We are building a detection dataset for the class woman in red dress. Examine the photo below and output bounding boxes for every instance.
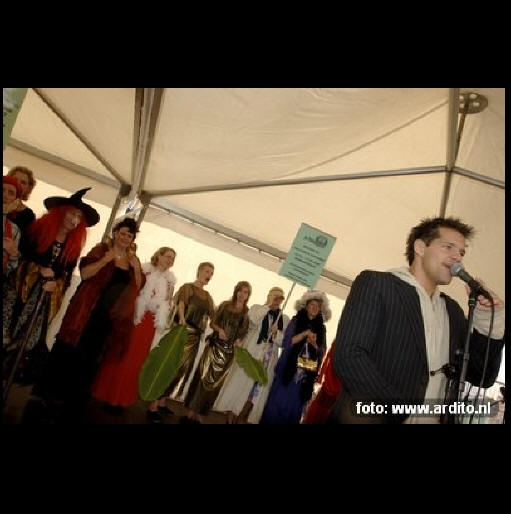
[92,247,176,411]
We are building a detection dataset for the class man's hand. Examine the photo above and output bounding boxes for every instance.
[466,279,504,310]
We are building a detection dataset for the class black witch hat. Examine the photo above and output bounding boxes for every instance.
[44,187,100,227]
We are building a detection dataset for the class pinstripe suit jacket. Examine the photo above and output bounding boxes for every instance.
[331,270,504,423]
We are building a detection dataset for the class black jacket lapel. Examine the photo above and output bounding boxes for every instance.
[391,275,428,366]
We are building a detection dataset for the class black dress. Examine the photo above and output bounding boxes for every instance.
[33,267,131,403]
[8,206,35,232]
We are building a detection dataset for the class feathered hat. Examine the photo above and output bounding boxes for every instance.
[294,289,331,321]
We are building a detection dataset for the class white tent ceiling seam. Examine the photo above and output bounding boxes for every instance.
[147,197,354,288]
[5,88,504,309]
[32,88,127,187]
[141,166,502,198]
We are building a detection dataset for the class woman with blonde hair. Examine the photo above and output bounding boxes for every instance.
[181,281,251,424]
[92,247,177,413]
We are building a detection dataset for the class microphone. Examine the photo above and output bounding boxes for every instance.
[449,263,493,300]
[430,364,457,378]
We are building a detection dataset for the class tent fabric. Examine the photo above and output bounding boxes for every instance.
[3,88,505,311]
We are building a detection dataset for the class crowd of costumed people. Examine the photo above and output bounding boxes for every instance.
[3,165,505,425]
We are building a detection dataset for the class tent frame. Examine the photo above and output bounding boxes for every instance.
[8,87,504,291]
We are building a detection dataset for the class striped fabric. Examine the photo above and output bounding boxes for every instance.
[332,271,504,422]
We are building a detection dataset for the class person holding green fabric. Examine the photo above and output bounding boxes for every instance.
[148,262,216,423]
[180,281,251,424]
[214,286,289,424]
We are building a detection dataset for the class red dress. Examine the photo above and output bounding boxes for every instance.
[92,310,156,406]
[301,343,343,424]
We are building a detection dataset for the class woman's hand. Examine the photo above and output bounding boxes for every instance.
[40,267,55,278]
[42,280,57,292]
[234,339,243,347]
[303,329,314,340]
[306,332,318,349]
[103,249,116,263]
[292,329,313,345]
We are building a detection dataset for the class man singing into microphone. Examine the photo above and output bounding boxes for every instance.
[329,217,505,424]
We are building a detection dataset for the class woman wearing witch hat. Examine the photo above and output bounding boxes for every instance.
[4,188,99,388]
[31,216,144,420]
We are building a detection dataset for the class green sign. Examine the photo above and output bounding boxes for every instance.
[279,223,336,289]
[3,88,28,150]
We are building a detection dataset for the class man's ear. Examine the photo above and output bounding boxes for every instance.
[414,238,426,258]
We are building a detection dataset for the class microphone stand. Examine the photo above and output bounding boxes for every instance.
[456,288,478,424]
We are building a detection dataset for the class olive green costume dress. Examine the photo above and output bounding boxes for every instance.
[184,300,249,415]
[164,283,215,399]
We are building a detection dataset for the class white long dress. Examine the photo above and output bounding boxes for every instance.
[214,304,289,423]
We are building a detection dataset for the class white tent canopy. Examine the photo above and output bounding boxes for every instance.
[4,88,505,309]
